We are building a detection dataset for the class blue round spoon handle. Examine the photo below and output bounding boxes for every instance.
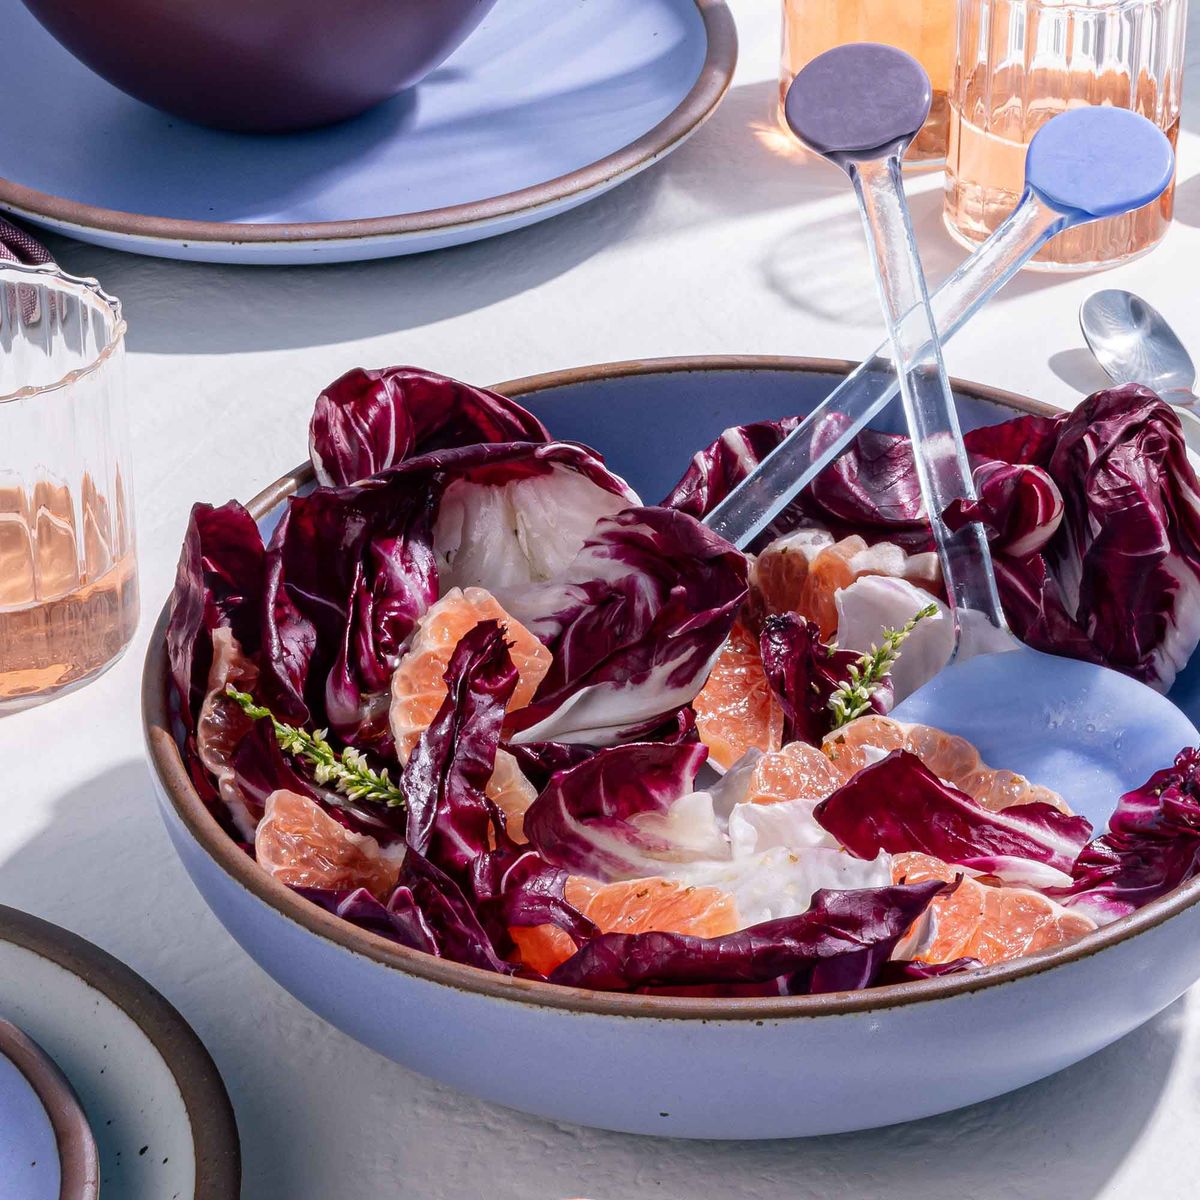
[783,42,931,164]
[1025,105,1176,220]
[704,104,1175,550]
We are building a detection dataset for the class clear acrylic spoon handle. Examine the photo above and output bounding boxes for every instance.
[703,191,1059,549]
[851,152,1008,655]
[705,106,1176,550]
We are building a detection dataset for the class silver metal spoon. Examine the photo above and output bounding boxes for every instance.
[1080,289,1200,449]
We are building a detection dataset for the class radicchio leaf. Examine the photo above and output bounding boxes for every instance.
[260,474,439,745]
[523,741,713,880]
[1060,747,1200,922]
[309,365,549,486]
[469,844,599,973]
[874,957,984,984]
[1041,385,1200,689]
[296,886,439,955]
[759,612,891,746]
[507,507,749,745]
[394,849,515,974]
[942,458,1063,557]
[664,416,803,522]
[401,620,518,876]
[431,441,639,599]
[549,881,948,992]
[814,750,1093,877]
[166,501,266,723]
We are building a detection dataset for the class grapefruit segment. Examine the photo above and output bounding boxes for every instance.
[255,788,402,899]
[824,716,1070,813]
[893,852,1095,966]
[744,741,853,805]
[511,875,740,977]
[693,621,783,771]
[488,748,538,842]
[389,585,552,761]
[753,530,942,639]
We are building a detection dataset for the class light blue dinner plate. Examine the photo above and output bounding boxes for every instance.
[0,1035,62,1200]
[0,0,735,264]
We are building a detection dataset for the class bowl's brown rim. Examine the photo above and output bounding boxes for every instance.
[0,0,737,247]
[0,904,241,1197]
[142,353,1200,1022]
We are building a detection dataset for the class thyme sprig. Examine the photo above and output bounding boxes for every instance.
[827,603,938,731]
[226,685,405,808]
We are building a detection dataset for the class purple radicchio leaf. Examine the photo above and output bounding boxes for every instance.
[431,441,638,600]
[401,620,518,877]
[394,849,515,974]
[873,956,984,984]
[942,458,1064,558]
[1039,385,1200,690]
[549,881,949,992]
[1057,746,1200,923]
[506,506,749,746]
[759,612,891,747]
[523,741,712,880]
[166,501,265,724]
[469,844,599,975]
[259,473,439,747]
[663,416,803,521]
[296,885,439,955]
[309,365,549,487]
[814,750,1093,877]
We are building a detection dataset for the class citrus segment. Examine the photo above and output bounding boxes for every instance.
[744,741,853,806]
[824,716,1070,813]
[754,530,942,639]
[893,852,1095,966]
[488,748,538,842]
[389,586,551,761]
[255,788,402,899]
[693,621,784,771]
[510,875,740,977]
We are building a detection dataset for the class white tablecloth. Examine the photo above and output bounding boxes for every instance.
[5,3,1200,1196]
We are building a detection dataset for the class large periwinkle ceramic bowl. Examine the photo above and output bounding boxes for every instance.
[143,358,1200,1139]
[20,0,500,132]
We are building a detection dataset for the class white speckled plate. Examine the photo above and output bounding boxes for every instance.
[0,906,239,1199]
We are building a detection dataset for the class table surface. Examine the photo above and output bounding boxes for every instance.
[5,3,1200,1197]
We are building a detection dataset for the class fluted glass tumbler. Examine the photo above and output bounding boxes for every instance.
[0,263,137,712]
[780,0,957,164]
[946,0,1187,270]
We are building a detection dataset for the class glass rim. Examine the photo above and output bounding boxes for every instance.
[0,260,126,406]
[957,0,1183,9]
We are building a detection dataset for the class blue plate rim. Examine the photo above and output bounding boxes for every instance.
[0,0,736,247]
[141,354,1200,1022]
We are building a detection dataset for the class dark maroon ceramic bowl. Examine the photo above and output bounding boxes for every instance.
[20,0,500,132]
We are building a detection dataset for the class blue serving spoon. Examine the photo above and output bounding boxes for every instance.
[705,100,1175,551]
[784,43,1196,825]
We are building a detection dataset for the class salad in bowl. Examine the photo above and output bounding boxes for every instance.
[146,358,1200,1135]
[163,365,1200,996]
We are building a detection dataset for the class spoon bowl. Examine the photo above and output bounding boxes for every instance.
[1081,289,1199,401]
[892,650,1199,825]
